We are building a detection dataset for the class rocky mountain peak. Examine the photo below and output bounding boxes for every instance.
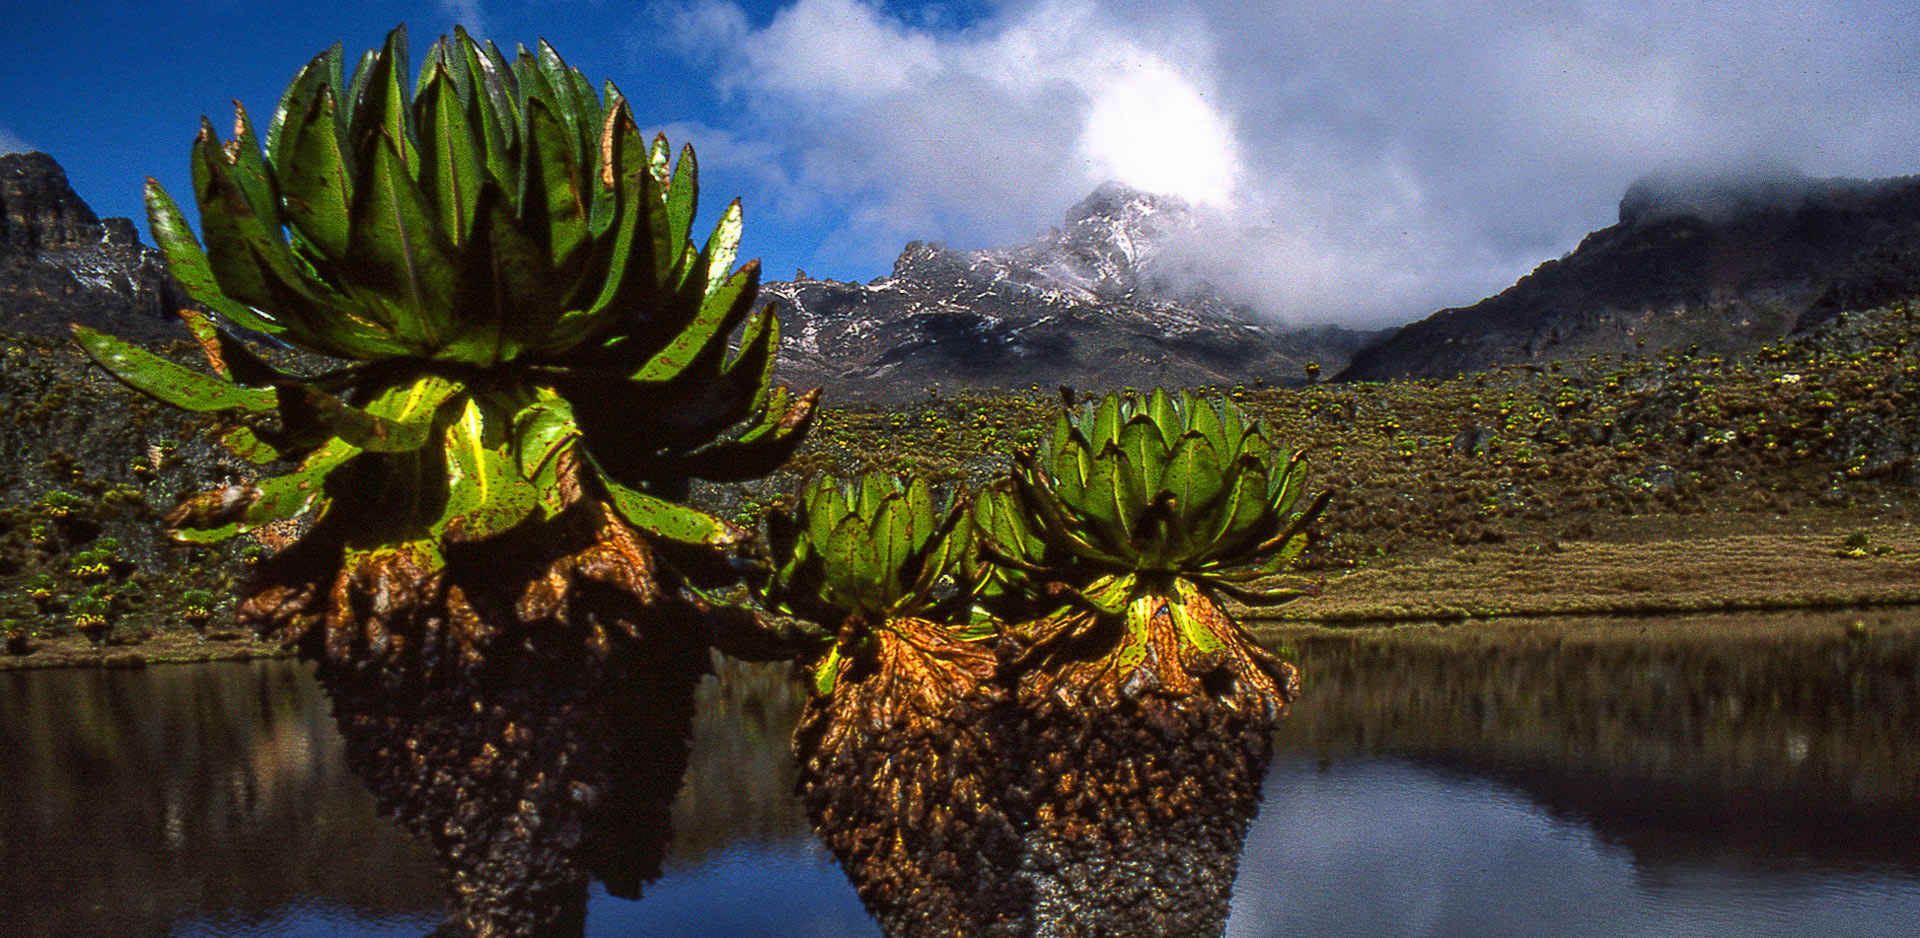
[1036,181,1199,302]
[1062,180,1192,233]
[763,183,1376,401]
[880,180,1200,306]
[1615,166,1920,229]
[1340,169,1920,382]
[0,152,190,341]
[1,152,115,252]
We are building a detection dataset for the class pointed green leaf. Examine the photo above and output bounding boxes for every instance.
[821,512,878,609]
[857,474,891,527]
[439,397,540,542]
[522,96,591,274]
[640,151,676,286]
[803,475,846,558]
[813,643,844,696]
[1200,461,1268,557]
[1083,573,1138,614]
[1218,401,1249,456]
[1267,449,1309,513]
[170,436,360,543]
[345,130,459,350]
[695,198,742,298]
[1166,432,1225,522]
[144,179,285,336]
[414,62,483,247]
[600,476,747,548]
[1148,387,1181,439]
[1208,459,1282,558]
[268,44,338,161]
[247,437,358,524]
[663,142,697,278]
[1118,414,1169,496]
[1091,393,1123,450]
[350,27,417,181]
[512,389,580,482]
[873,494,911,604]
[1114,595,1155,672]
[459,29,516,183]
[221,104,280,227]
[220,425,287,465]
[275,87,354,261]
[1190,395,1231,461]
[74,326,277,412]
[911,500,974,599]
[1104,446,1143,543]
[342,48,378,141]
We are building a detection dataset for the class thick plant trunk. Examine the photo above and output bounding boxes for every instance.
[1006,592,1296,938]
[1011,687,1275,937]
[793,618,1030,938]
[798,596,1296,938]
[243,501,712,937]
[312,626,703,937]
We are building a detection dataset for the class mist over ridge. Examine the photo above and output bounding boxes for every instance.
[666,0,1920,330]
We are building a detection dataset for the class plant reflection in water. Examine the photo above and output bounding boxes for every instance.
[5,612,1920,936]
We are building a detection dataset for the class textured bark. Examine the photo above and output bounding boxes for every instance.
[794,618,1029,938]
[240,499,711,937]
[1012,683,1277,937]
[1008,591,1297,938]
[799,592,1297,938]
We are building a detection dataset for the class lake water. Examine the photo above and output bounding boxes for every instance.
[4,611,1919,937]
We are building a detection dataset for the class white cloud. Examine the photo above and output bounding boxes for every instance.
[438,0,490,35]
[663,0,1920,326]
[671,0,1241,263]
[1076,58,1239,206]
[0,126,32,156]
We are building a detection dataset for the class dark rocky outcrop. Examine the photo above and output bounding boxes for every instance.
[0,152,190,342]
[1798,222,1920,332]
[1339,170,1920,382]
[767,184,1383,402]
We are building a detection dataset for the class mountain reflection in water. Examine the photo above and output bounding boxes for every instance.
[4,611,1919,937]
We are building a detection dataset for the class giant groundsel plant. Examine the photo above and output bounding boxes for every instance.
[73,25,814,629]
[760,474,1023,936]
[978,387,1327,692]
[959,388,1329,938]
[762,473,983,691]
[71,26,819,936]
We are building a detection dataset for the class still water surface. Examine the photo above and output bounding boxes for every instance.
[5,611,1919,937]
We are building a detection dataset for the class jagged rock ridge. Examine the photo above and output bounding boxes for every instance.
[766,183,1382,401]
[0,151,189,342]
[1338,169,1920,382]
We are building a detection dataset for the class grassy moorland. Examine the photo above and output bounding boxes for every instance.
[3,302,1916,667]
[716,300,1920,627]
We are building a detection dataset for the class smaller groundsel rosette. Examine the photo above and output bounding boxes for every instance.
[975,389,1327,692]
[762,474,987,694]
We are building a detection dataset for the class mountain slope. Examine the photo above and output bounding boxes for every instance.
[0,152,189,342]
[766,183,1382,401]
[1338,170,1920,382]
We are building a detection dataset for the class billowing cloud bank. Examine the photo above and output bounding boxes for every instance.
[664,0,1920,326]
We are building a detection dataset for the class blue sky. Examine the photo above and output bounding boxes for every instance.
[6,1,1920,326]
